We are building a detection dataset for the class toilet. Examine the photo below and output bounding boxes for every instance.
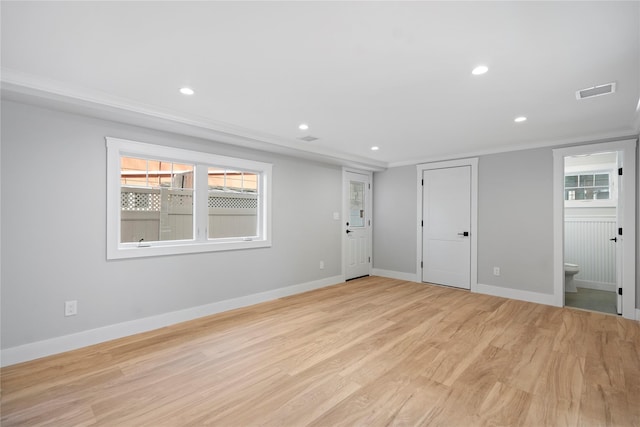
[564,263,580,293]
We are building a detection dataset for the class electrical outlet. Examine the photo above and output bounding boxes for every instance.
[65,300,78,316]
[319,261,325,270]
[493,267,501,276]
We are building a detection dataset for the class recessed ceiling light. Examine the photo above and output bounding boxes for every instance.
[371,146,380,151]
[298,123,309,131]
[472,65,489,75]
[514,116,527,123]
[180,87,194,95]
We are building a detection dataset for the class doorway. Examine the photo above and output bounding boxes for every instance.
[563,151,618,314]
[343,170,372,281]
[417,158,478,291]
[552,139,636,319]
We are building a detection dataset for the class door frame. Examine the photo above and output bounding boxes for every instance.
[342,168,373,281]
[552,139,637,319]
[416,158,478,291]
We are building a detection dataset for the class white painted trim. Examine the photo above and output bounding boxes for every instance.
[416,158,478,292]
[476,283,556,307]
[371,269,418,282]
[389,132,637,168]
[1,71,387,172]
[0,275,344,367]
[3,69,635,173]
[553,139,637,319]
[636,309,640,322]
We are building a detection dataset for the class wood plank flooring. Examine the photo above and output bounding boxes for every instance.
[1,276,639,426]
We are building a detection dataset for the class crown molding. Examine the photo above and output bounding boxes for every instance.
[0,68,387,172]
[2,68,636,172]
[387,130,639,168]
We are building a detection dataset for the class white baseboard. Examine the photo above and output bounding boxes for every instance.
[0,275,344,367]
[475,283,556,307]
[371,268,418,282]
[371,272,557,308]
[574,279,616,292]
[636,308,640,322]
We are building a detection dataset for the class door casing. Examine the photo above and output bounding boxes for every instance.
[552,139,637,319]
[416,158,478,291]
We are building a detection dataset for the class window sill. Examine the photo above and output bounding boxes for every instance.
[565,200,616,208]
[107,239,271,260]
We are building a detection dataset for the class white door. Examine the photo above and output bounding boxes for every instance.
[344,171,370,280]
[422,166,471,289]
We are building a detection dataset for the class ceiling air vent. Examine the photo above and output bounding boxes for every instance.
[298,135,319,142]
[576,82,616,100]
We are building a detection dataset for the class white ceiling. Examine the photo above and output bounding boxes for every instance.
[2,1,639,169]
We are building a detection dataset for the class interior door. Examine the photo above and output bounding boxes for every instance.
[344,172,370,280]
[422,166,471,289]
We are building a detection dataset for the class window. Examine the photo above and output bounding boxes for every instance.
[565,172,610,201]
[349,181,366,227]
[120,157,195,243]
[107,137,272,259]
[564,170,615,207]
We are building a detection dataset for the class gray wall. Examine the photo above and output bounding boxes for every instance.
[373,146,639,306]
[2,99,638,351]
[372,165,416,273]
[477,149,554,293]
[1,100,342,349]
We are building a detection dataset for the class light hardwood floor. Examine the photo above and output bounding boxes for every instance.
[2,277,639,426]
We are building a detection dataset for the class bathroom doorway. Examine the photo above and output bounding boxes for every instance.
[563,152,618,314]
[552,139,636,320]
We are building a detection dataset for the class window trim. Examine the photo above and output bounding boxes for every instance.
[106,137,272,259]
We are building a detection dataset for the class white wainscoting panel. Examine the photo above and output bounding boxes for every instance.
[565,216,616,290]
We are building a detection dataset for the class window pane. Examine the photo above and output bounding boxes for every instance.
[565,175,578,188]
[574,188,586,200]
[208,167,259,239]
[579,174,594,187]
[349,181,365,227]
[595,187,610,200]
[120,157,149,187]
[595,174,609,187]
[243,173,258,192]
[208,168,226,189]
[120,156,194,243]
[226,172,244,191]
[584,188,595,199]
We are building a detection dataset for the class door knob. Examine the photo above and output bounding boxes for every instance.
[346,229,353,234]
[610,237,617,242]
[457,231,470,237]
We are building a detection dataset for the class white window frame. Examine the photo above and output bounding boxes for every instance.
[106,137,272,259]
[564,163,617,208]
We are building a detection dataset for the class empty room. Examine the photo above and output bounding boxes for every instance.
[1,1,639,426]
